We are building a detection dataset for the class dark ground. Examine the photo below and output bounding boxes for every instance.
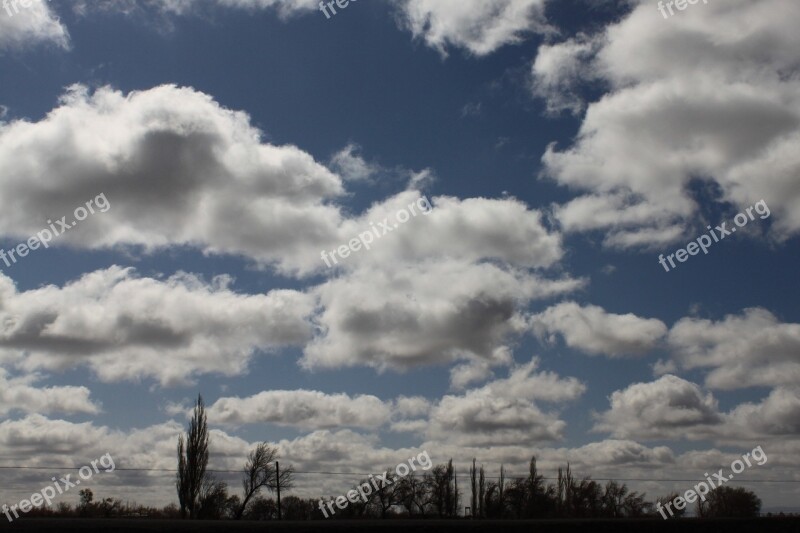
[1,518,800,533]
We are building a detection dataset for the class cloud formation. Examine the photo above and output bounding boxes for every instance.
[0,369,100,416]
[534,0,800,248]
[426,358,585,445]
[594,375,722,440]
[667,307,800,389]
[395,0,549,56]
[532,302,667,357]
[207,390,392,429]
[0,0,69,50]
[0,267,314,386]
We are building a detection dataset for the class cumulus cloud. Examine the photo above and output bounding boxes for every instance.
[0,84,576,376]
[0,85,567,279]
[331,193,565,271]
[426,358,585,446]
[449,359,496,390]
[329,143,380,183]
[565,439,675,468]
[0,0,69,50]
[532,301,667,357]
[207,390,392,429]
[531,34,600,115]
[535,0,800,248]
[727,386,800,437]
[667,307,800,389]
[0,267,314,386]
[304,260,583,370]
[594,375,722,440]
[0,369,100,416]
[394,0,550,57]
[597,374,800,444]
[0,84,346,277]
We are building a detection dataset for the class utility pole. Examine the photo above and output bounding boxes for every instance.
[276,461,282,520]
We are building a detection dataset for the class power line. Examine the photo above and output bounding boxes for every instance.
[0,465,796,483]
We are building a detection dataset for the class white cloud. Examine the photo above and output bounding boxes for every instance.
[535,0,800,248]
[207,390,392,429]
[449,359,495,390]
[426,358,585,446]
[391,396,431,418]
[597,375,800,445]
[304,260,583,370]
[0,267,314,386]
[0,369,100,416]
[668,307,800,389]
[532,301,667,357]
[565,439,675,468]
[0,86,566,279]
[0,84,346,278]
[329,143,379,183]
[0,0,69,50]
[531,35,599,115]
[727,386,800,437]
[594,375,722,440]
[331,193,566,271]
[394,0,550,57]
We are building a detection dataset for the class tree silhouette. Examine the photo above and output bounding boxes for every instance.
[236,442,293,519]
[176,394,209,519]
[697,486,761,518]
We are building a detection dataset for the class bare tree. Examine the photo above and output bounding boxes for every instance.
[198,477,229,520]
[697,486,761,518]
[478,465,485,518]
[177,395,209,519]
[470,459,478,517]
[372,469,400,518]
[236,442,294,519]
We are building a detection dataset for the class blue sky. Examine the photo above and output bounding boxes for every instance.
[0,0,799,512]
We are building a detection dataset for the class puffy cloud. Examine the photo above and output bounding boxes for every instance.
[449,359,496,390]
[531,35,600,116]
[328,143,379,183]
[0,83,575,376]
[0,86,565,279]
[426,358,585,446]
[394,0,549,57]
[594,375,722,440]
[304,260,583,370]
[207,390,392,429]
[0,267,314,386]
[0,369,100,416]
[727,386,800,437]
[532,301,667,357]
[535,0,800,248]
[667,307,800,389]
[0,0,69,50]
[329,193,565,271]
[566,439,675,468]
[0,84,345,277]
[391,396,431,418]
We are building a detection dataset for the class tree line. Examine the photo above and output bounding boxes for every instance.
[171,395,764,521]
